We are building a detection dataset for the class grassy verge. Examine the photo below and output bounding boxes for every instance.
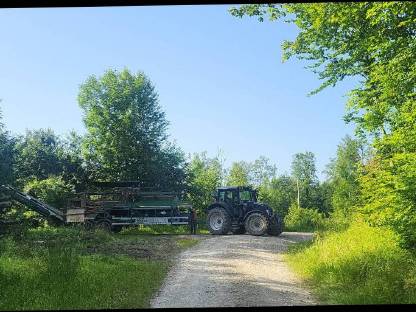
[0,225,201,310]
[285,221,416,304]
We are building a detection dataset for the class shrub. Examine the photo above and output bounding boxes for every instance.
[284,203,325,232]
[359,154,416,248]
[24,176,75,209]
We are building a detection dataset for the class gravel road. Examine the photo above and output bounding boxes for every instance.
[150,232,317,308]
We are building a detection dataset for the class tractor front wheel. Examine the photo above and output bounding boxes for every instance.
[245,213,269,236]
[267,214,283,236]
[207,207,231,235]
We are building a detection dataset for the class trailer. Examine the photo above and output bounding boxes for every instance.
[0,183,196,234]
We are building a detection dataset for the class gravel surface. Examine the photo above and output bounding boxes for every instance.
[150,232,317,308]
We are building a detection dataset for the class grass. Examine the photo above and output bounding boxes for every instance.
[285,220,416,304]
[176,237,200,249]
[0,225,201,310]
[119,222,210,235]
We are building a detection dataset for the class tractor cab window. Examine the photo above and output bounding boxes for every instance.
[239,190,252,202]
[218,191,226,202]
[218,190,238,203]
[218,189,239,203]
[225,191,233,202]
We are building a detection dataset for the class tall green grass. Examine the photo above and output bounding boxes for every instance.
[120,222,209,235]
[0,226,169,310]
[286,221,416,304]
[283,204,326,232]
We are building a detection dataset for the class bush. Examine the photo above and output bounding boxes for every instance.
[359,155,416,248]
[286,220,416,304]
[284,203,325,232]
[24,176,75,209]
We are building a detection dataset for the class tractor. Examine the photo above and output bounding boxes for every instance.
[205,186,283,236]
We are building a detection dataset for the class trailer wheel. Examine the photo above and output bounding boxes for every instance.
[96,219,112,232]
[267,214,283,236]
[111,225,123,233]
[207,207,231,235]
[84,220,96,231]
[245,213,269,236]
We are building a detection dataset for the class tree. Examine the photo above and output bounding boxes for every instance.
[185,152,224,214]
[24,176,75,209]
[291,151,318,209]
[250,156,277,187]
[13,128,64,187]
[59,131,89,191]
[325,135,368,217]
[259,174,296,217]
[226,161,250,186]
[78,68,186,190]
[231,3,416,247]
[230,3,416,132]
[0,105,15,185]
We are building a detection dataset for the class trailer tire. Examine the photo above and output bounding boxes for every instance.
[96,219,112,232]
[84,220,96,231]
[207,207,231,235]
[267,214,283,236]
[245,213,269,236]
[111,225,123,233]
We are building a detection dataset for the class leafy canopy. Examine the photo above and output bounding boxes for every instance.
[231,2,416,247]
[78,68,186,190]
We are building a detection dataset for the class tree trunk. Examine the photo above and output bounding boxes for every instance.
[296,179,300,208]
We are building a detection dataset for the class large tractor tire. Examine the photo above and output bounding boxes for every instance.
[245,213,269,236]
[206,207,232,235]
[231,226,245,235]
[267,214,283,236]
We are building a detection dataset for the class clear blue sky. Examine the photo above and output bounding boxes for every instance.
[0,5,357,180]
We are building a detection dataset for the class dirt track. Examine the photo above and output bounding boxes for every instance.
[150,232,317,307]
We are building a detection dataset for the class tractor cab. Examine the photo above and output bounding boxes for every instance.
[215,186,257,205]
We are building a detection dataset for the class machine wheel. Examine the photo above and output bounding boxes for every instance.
[96,219,112,232]
[206,207,231,235]
[84,219,96,231]
[231,226,245,235]
[245,213,269,236]
[111,225,123,233]
[267,214,283,236]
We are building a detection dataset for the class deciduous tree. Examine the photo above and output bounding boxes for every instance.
[78,68,186,190]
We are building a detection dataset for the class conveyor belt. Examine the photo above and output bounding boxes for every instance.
[0,185,65,223]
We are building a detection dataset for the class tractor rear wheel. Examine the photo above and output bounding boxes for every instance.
[245,213,269,236]
[207,207,231,235]
[267,214,283,236]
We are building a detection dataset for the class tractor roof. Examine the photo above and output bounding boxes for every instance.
[217,186,254,191]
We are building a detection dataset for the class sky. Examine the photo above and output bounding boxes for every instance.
[0,5,357,180]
